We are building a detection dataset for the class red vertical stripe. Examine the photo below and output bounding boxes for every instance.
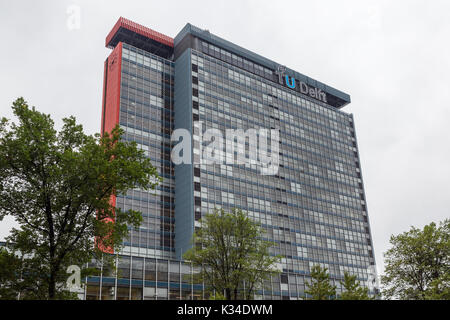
[98,42,123,254]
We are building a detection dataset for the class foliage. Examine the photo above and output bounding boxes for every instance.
[209,292,226,300]
[381,219,450,300]
[0,247,23,299]
[305,265,336,300]
[0,98,160,299]
[183,208,281,300]
[1,246,83,300]
[424,273,450,300]
[340,271,372,300]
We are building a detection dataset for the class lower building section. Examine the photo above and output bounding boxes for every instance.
[84,255,204,300]
[83,254,375,300]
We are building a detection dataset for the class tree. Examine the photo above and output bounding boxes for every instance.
[305,265,336,300]
[0,245,75,300]
[183,208,281,300]
[339,272,372,300]
[0,247,23,299]
[381,219,450,300]
[0,98,160,299]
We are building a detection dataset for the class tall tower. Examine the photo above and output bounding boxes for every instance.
[101,18,175,260]
[94,17,377,300]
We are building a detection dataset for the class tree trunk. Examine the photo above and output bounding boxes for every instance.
[49,269,56,299]
[225,288,231,300]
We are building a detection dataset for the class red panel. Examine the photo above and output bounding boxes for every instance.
[106,17,174,48]
[98,42,123,254]
[102,42,122,136]
[100,59,107,135]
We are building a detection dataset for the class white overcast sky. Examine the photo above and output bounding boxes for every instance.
[0,0,449,275]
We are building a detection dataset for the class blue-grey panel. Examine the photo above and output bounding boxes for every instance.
[174,48,194,259]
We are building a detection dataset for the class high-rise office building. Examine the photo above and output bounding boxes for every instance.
[89,17,377,300]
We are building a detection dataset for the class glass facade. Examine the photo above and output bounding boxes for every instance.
[189,49,374,299]
[117,43,175,259]
[85,255,204,300]
[90,19,377,300]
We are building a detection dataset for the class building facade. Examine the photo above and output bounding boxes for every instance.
[87,17,377,300]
